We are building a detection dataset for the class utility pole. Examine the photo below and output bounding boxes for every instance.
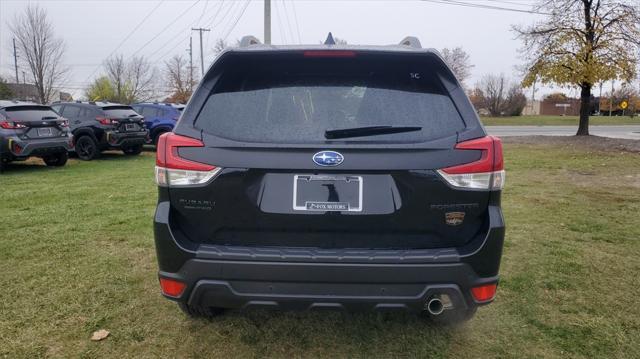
[187,36,194,91]
[598,82,603,115]
[264,0,271,44]
[609,81,613,117]
[13,38,19,83]
[191,28,210,77]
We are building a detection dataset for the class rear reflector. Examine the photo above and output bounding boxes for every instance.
[155,132,221,187]
[437,136,505,190]
[303,50,357,58]
[159,278,186,297]
[471,283,498,302]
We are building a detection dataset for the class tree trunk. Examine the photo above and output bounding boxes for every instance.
[576,83,591,136]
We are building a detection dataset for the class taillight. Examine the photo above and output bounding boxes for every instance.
[96,117,118,125]
[0,120,26,129]
[155,132,221,187]
[471,283,498,302]
[437,136,505,190]
[159,277,186,298]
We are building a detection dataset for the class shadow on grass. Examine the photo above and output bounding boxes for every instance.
[186,309,460,356]
[1,160,51,174]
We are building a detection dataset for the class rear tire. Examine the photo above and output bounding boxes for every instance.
[75,135,99,161]
[123,144,143,155]
[43,152,68,167]
[178,303,225,319]
[0,158,6,173]
[422,307,477,326]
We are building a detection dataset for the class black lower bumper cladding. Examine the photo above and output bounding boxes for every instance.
[3,136,72,158]
[154,202,505,312]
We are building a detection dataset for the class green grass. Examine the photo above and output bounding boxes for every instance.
[481,115,640,126]
[1,145,640,358]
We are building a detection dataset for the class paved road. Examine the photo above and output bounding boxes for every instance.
[486,125,640,140]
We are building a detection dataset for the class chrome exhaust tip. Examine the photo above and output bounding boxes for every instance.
[427,297,444,316]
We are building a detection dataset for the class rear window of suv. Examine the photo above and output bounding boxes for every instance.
[196,52,465,143]
[102,106,139,118]
[4,106,60,121]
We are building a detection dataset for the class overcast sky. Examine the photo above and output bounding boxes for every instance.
[1,0,581,99]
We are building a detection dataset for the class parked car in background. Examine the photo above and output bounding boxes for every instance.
[0,100,73,172]
[153,36,506,325]
[131,103,184,145]
[51,101,147,160]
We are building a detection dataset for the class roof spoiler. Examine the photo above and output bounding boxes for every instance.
[398,36,422,49]
[239,35,261,47]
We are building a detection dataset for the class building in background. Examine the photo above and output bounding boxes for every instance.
[4,83,72,103]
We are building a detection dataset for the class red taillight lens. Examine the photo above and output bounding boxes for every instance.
[159,277,186,297]
[155,133,221,187]
[437,136,505,190]
[0,120,26,129]
[97,117,118,125]
[442,136,503,174]
[303,50,357,58]
[156,132,213,170]
[471,283,498,302]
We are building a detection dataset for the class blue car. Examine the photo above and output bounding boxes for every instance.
[131,103,185,145]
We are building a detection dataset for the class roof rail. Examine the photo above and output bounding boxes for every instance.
[399,36,422,49]
[239,35,261,47]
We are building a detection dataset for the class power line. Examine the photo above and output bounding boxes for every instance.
[281,0,297,45]
[132,0,202,56]
[290,0,302,44]
[421,0,550,15]
[153,0,231,65]
[273,0,287,43]
[222,0,251,42]
[147,0,225,63]
[84,0,165,83]
[484,0,537,7]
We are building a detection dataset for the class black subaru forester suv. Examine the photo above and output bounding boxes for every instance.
[153,36,505,325]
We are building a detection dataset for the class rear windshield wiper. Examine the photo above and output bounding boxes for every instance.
[325,125,422,139]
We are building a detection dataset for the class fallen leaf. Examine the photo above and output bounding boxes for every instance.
[91,329,110,341]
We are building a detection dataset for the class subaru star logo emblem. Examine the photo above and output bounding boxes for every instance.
[313,151,344,166]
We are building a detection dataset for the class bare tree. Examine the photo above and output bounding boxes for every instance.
[212,39,228,56]
[212,38,242,57]
[9,5,67,104]
[440,47,474,86]
[514,0,640,135]
[103,55,156,103]
[475,74,526,116]
[478,74,507,116]
[164,55,193,104]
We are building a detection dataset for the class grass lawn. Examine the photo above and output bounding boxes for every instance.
[481,115,640,126]
[1,144,639,358]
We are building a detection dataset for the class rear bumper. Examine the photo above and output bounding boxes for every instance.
[2,135,73,158]
[105,130,147,148]
[154,202,505,312]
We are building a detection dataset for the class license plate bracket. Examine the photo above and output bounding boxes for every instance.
[37,128,52,137]
[125,123,136,131]
[293,175,363,212]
